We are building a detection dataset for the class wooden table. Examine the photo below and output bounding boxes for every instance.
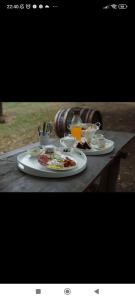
[0,131,134,192]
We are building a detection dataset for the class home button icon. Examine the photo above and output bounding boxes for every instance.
[64,288,71,295]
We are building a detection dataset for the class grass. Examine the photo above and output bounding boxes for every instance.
[0,101,135,154]
[0,102,87,154]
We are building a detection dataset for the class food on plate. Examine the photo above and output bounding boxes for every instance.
[63,157,76,168]
[77,141,91,150]
[38,152,76,170]
[28,147,42,157]
[44,145,55,154]
[38,154,49,165]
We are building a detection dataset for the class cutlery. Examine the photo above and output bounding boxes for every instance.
[45,121,48,133]
[38,126,41,136]
[47,122,51,133]
[43,122,46,135]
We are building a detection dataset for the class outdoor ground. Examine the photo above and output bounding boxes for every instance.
[0,102,135,192]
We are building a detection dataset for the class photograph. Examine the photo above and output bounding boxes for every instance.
[0,101,134,192]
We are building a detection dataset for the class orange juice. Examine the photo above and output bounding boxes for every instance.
[71,126,82,141]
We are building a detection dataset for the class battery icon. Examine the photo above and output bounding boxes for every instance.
[118,4,128,9]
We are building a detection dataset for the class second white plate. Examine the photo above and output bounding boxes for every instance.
[75,139,115,155]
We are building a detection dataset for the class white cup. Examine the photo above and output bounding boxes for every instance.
[93,134,106,148]
[60,136,76,149]
[39,132,50,146]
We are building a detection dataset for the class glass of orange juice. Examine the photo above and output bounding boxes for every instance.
[70,125,82,141]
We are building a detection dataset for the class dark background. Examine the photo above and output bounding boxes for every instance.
[0,0,133,98]
[0,1,134,101]
[0,196,135,283]
[1,17,134,101]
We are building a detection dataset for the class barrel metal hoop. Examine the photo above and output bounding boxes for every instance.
[80,108,86,122]
[63,108,73,133]
[85,109,92,123]
[55,108,66,137]
[54,109,62,135]
[59,108,66,137]
[89,109,95,123]
[82,108,89,123]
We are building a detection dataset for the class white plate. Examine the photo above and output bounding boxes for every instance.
[17,148,87,178]
[75,139,115,155]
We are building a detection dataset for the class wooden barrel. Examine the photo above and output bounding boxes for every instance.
[54,108,74,138]
[54,107,103,138]
[80,108,103,129]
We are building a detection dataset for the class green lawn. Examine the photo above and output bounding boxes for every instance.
[0,102,86,153]
[1,102,135,155]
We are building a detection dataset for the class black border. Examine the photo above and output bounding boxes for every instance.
[0,192,135,283]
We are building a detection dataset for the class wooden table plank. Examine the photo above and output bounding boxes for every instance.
[0,131,135,192]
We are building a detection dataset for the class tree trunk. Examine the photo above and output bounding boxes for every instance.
[0,102,5,123]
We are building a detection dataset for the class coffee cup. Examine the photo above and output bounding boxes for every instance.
[39,132,50,147]
[92,134,106,148]
[60,136,76,149]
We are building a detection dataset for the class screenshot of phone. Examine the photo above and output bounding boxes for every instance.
[0,0,134,297]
